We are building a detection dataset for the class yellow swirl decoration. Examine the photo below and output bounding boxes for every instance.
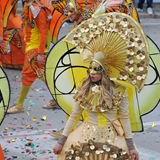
[0,66,10,125]
[45,34,160,132]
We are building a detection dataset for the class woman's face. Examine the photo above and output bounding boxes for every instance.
[66,7,81,22]
[88,61,103,82]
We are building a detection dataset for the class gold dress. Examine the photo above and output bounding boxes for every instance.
[57,83,132,160]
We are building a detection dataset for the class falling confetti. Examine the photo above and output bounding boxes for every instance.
[32,117,37,122]
[41,115,47,121]
[152,123,156,127]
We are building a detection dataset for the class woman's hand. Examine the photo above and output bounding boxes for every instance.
[37,54,45,65]
[53,143,63,155]
[130,149,139,160]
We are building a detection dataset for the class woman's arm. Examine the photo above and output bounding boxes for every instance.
[118,93,132,139]
[54,101,83,154]
[118,93,139,160]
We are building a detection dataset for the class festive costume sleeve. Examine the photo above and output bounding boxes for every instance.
[60,101,84,138]
[118,92,135,150]
[35,9,48,54]
[118,92,133,139]
[0,7,3,65]
[0,7,3,39]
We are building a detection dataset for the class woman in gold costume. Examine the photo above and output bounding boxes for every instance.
[53,10,149,159]
[54,58,139,160]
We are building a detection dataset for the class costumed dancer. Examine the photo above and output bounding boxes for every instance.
[48,0,160,138]
[49,0,139,139]
[53,12,149,160]
[0,0,25,69]
[7,0,58,114]
[49,0,101,138]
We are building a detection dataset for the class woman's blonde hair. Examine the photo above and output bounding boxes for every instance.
[74,72,115,109]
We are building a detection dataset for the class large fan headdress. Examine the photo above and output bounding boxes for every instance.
[64,12,149,92]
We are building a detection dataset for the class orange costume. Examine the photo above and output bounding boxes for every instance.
[7,0,53,114]
[0,0,25,69]
[21,0,51,85]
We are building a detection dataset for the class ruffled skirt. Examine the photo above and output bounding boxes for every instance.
[56,121,129,160]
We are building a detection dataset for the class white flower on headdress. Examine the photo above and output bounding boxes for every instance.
[125,65,134,72]
[123,34,130,41]
[113,15,121,23]
[107,23,115,32]
[80,26,89,33]
[127,38,135,47]
[126,55,134,64]
[131,80,137,85]
[136,50,145,60]
[103,145,110,152]
[72,38,80,46]
[92,22,98,29]
[102,25,108,31]
[75,156,80,160]
[77,45,84,53]
[120,30,128,38]
[85,151,90,156]
[130,75,137,85]
[90,144,95,150]
[126,47,135,55]
[95,148,103,154]
[114,24,122,32]
[120,18,129,27]
[125,63,134,72]
[137,61,145,71]
[110,154,117,158]
[127,25,135,34]
[73,31,81,38]
[95,28,102,35]
[119,72,128,80]
[138,66,144,71]
[133,33,141,41]
[137,72,146,80]
[135,40,145,50]
[89,23,94,28]
[98,19,105,26]
[89,30,96,38]
[70,149,74,154]
[83,36,91,44]
[105,17,112,24]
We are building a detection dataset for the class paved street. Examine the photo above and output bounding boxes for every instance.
[0,1,160,160]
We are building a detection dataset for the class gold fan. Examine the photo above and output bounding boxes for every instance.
[64,12,149,92]
[65,139,130,160]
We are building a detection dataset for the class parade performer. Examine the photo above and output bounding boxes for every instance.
[0,0,25,69]
[53,12,149,160]
[49,0,101,138]
[7,0,58,114]
[48,0,139,139]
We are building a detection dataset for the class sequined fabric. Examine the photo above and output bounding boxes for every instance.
[81,122,117,143]
[78,84,124,112]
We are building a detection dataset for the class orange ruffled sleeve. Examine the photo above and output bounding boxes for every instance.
[0,4,3,39]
